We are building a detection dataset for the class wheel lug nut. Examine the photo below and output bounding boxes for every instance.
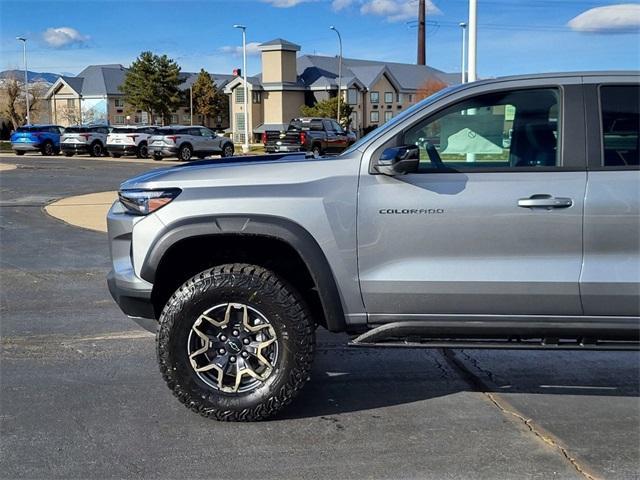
[229,356,236,363]
[218,348,226,355]
[232,330,239,336]
[219,335,227,342]
[241,351,248,358]
[243,338,250,345]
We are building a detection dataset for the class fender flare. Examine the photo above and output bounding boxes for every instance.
[141,214,347,332]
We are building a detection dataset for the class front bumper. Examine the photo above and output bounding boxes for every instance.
[107,200,157,332]
[61,143,90,154]
[107,144,138,156]
[148,146,178,158]
[11,142,41,152]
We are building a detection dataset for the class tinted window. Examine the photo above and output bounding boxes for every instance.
[404,88,560,170]
[331,120,344,134]
[187,128,202,136]
[65,127,89,133]
[322,120,334,132]
[16,126,36,132]
[111,127,139,134]
[601,85,639,167]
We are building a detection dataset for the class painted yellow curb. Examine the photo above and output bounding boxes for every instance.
[45,191,117,233]
[0,163,17,172]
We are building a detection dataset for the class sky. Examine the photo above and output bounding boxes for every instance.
[0,0,639,78]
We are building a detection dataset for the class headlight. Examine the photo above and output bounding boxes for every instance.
[118,188,181,215]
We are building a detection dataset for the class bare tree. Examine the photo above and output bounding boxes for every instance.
[415,78,448,101]
[0,72,46,129]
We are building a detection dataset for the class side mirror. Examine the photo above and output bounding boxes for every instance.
[374,145,420,176]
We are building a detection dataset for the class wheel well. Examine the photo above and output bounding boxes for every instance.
[179,142,192,151]
[150,234,327,328]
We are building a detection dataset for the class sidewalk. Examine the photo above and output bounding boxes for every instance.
[45,191,117,233]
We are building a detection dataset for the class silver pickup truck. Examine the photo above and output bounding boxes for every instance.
[107,72,639,421]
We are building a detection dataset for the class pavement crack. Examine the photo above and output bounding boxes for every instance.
[442,348,601,480]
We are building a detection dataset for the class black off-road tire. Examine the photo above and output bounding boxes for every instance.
[64,152,74,157]
[157,263,315,421]
[111,153,122,158]
[15,150,24,156]
[153,153,163,161]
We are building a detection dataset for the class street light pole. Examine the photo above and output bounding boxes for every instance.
[233,24,249,154]
[468,0,477,82]
[189,85,193,126]
[329,26,342,126]
[459,22,467,83]
[16,37,30,125]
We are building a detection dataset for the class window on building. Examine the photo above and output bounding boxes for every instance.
[384,111,393,123]
[114,115,125,124]
[370,91,379,104]
[349,111,358,132]
[384,92,393,104]
[347,89,358,105]
[235,112,246,131]
[183,115,191,124]
[404,88,560,171]
[396,93,402,103]
[252,91,262,104]
[600,85,639,167]
[370,111,379,123]
[114,98,125,108]
[408,94,414,103]
[66,99,75,109]
[235,88,245,104]
[170,114,178,124]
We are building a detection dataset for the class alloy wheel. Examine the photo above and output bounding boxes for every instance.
[187,303,279,393]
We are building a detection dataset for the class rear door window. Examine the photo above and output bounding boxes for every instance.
[600,85,639,167]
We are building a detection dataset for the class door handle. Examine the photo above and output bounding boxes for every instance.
[518,194,573,209]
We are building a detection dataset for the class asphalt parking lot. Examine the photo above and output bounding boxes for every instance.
[1,153,639,480]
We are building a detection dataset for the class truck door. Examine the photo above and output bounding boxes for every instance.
[357,83,588,320]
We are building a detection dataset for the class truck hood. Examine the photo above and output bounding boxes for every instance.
[120,152,316,190]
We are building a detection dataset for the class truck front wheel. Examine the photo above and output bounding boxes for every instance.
[157,263,315,421]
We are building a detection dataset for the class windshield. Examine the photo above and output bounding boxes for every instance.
[340,84,460,156]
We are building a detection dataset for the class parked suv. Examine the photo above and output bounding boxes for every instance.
[147,126,234,161]
[263,117,357,156]
[61,125,110,157]
[108,72,639,421]
[10,124,64,156]
[106,126,157,158]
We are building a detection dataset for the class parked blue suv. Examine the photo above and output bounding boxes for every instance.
[10,124,65,156]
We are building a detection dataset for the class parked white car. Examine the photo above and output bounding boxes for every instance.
[106,126,158,158]
[60,125,110,157]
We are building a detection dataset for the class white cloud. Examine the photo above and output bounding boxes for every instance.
[262,0,313,7]
[332,0,355,11]
[360,0,440,22]
[568,4,640,33]
[42,27,89,48]
[219,42,263,57]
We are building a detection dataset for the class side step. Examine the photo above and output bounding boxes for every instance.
[349,321,640,351]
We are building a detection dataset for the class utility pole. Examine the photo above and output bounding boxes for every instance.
[468,0,477,82]
[16,37,30,125]
[459,22,467,83]
[233,24,250,153]
[330,26,342,125]
[417,0,426,65]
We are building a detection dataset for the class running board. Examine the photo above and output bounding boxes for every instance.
[349,321,640,351]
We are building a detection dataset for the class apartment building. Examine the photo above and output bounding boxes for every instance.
[44,64,233,128]
[224,38,458,142]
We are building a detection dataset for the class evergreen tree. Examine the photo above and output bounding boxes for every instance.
[154,55,182,124]
[121,52,182,125]
[120,51,157,124]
